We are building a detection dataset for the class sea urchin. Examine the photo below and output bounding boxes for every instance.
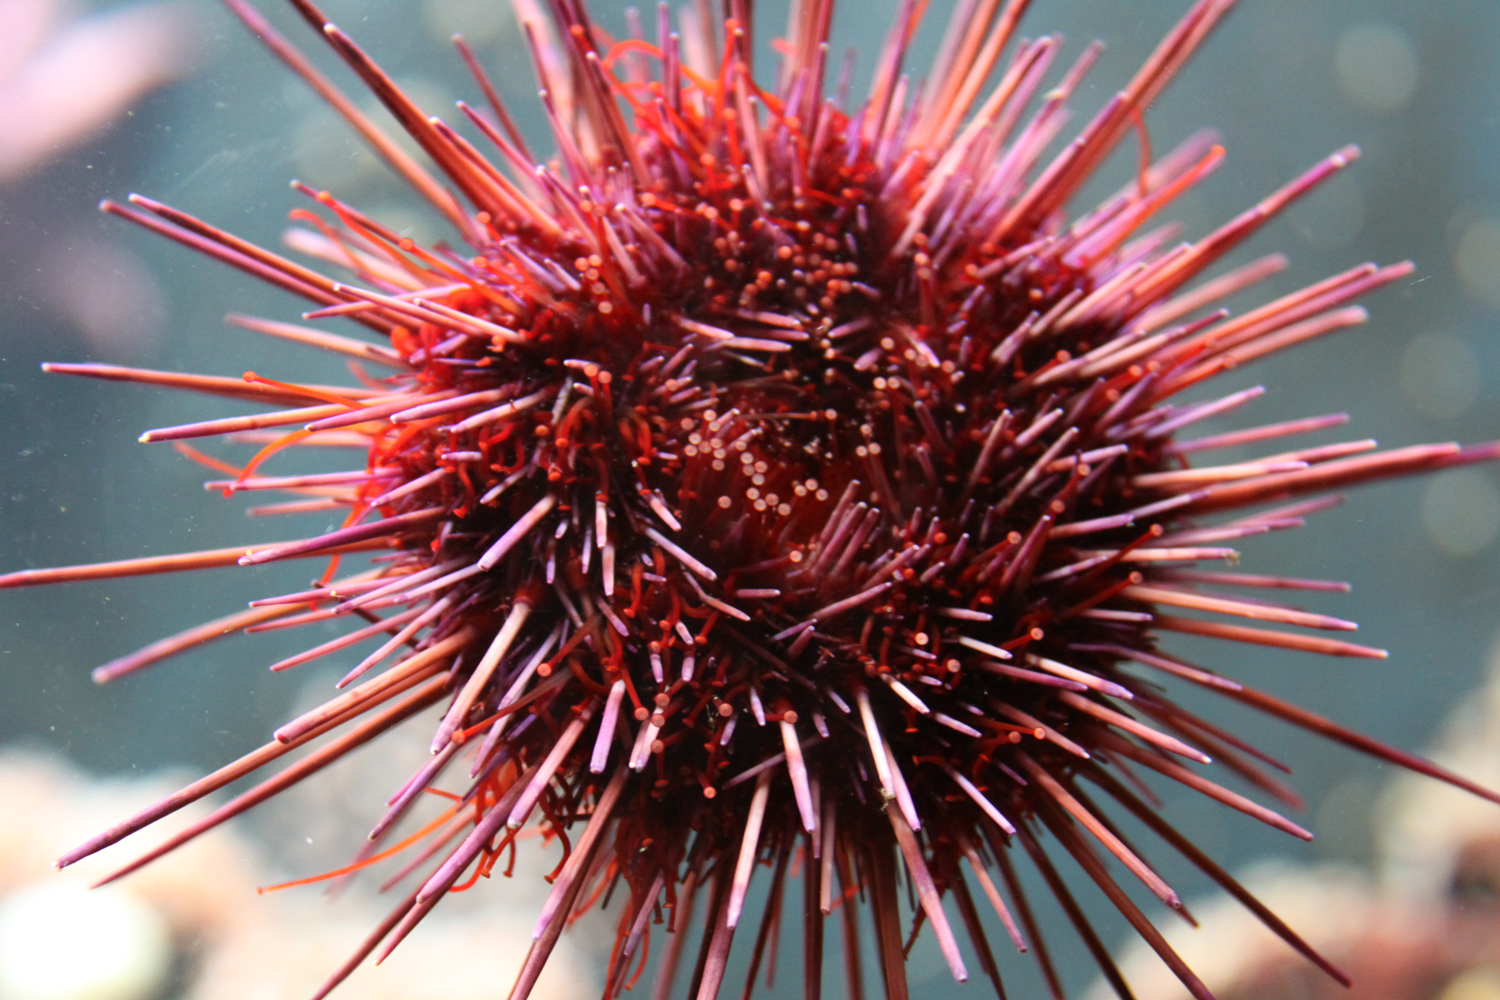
[5,1,1499,998]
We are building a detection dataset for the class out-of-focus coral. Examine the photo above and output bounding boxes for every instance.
[0,748,594,1000]
[0,0,199,184]
[1092,637,1500,1000]
[0,0,201,359]
[0,1,199,360]
[24,237,170,360]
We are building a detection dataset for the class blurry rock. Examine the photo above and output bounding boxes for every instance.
[1088,863,1480,1000]
[0,749,258,942]
[1094,632,1500,1000]
[0,881,171,1000]
[1381,633,1500,904]
[0,748,594,1000]
[0,750,255,1000]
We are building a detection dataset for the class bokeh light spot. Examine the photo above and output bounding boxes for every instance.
[424,0,514,47]
[1400,332,1481,421]
[1422,469,1500,558]
[1455,219,1500,310]
[1334,24,1419,112]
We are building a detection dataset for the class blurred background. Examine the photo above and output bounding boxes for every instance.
[1,1,1499,998]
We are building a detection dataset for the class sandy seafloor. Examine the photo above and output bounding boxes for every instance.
[2,2,1500,998]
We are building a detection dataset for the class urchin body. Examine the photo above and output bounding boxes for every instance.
[6,2,1500,1000]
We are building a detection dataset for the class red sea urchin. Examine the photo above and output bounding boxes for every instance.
[4,1,1499,998]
